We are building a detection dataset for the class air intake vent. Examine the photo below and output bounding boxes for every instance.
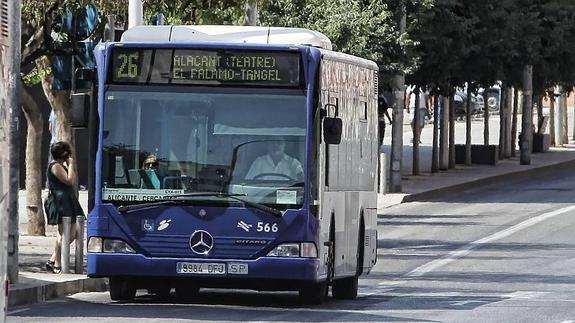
[0,0,8,45]
[373,71,378,93]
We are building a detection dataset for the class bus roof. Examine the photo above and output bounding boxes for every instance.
[121,25,333,50]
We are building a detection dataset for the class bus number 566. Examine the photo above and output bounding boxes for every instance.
[257,222,278,232]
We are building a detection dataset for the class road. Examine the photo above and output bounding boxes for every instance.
[9,168,575,322]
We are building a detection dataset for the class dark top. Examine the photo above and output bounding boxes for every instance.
[45,162,85,225]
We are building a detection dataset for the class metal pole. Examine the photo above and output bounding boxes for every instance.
[128,0,143,29]
[378,153,386,194]
[7,0,22,285]
[61,217,71,273]
[74,216,85,274]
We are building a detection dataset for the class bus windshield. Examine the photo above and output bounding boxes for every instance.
[100,87,307,209]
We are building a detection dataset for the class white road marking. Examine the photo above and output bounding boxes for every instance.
[503,291,550,299]
[405,205,575,277]
[7,307,30,315]
[451,300,486,306]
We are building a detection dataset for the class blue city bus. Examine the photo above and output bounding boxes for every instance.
[82,25,378,304]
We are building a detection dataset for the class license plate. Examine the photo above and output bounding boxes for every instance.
[176,262,225,275]
[227,262,249,275]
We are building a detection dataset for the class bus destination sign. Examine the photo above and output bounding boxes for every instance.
[110,48,302,87]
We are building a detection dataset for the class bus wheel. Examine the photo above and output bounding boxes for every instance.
[175,285,200,302]
[299,281,327,305]
[151,286,172,300]
[332,275,358,299]
[109,277,136,301]
[332,222,363,300]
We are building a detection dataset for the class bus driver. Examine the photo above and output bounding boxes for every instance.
[245,138,303,181]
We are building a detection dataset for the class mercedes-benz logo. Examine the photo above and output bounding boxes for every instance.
[189,230,214,255]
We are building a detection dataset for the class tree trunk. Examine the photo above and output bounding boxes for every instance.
[520,65,533,165]
[389,4,406,193]
[412,88,420,175]
[465,87,472,166]
[431,94,439,173]
[243,1,258,26]
[511,88,519,157]
[21,81,46,236]
[448,92,455,169]
[439,96,449,170]
[40,60,77,189]
[498,86,506,160]
[562,91,569,144]
[390,74,405,192]
[549,89,556,146]
[536,95,543,133]
[483,90,489,145]
[504,86,513,158]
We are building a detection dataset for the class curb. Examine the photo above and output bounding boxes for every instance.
[8,277,108,308]
[402,158,575,202]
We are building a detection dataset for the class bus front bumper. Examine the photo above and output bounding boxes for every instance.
[87,253,322,282]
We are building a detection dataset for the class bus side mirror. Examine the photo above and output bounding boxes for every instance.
[323,117,342,144]
[70,92,90,128]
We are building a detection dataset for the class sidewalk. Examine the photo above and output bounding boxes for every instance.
[9,114,575,308]
[9,190,107,308]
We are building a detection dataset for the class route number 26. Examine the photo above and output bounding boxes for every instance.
[117,53,139,78]
[257,222,278,233]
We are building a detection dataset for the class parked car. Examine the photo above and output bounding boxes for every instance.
[453,89,481,117]
[478,84,501,112]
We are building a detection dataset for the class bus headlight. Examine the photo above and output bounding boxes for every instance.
[267,242,317,258]
[88,237,136,254]
[87,237,103,252]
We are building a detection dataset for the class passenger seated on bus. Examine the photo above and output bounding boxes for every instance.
[140,154,162,189]
[245,138,303,181]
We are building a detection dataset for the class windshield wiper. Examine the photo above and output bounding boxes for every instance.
[173,192,283,217]
[117,200,186,213]
[117,192,234,213]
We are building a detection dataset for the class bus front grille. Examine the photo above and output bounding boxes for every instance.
[132,234,270,259]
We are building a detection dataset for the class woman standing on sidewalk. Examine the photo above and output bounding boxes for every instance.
[44,141,85,273]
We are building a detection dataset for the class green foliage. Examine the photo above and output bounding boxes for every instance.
[142,1,245,25]
[259,0,401,83]
[21,0,575,95]
[22,62,52,87]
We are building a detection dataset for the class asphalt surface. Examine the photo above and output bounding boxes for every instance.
[8,166,575,322]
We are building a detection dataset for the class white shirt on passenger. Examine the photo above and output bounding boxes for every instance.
[245,154,303,180]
